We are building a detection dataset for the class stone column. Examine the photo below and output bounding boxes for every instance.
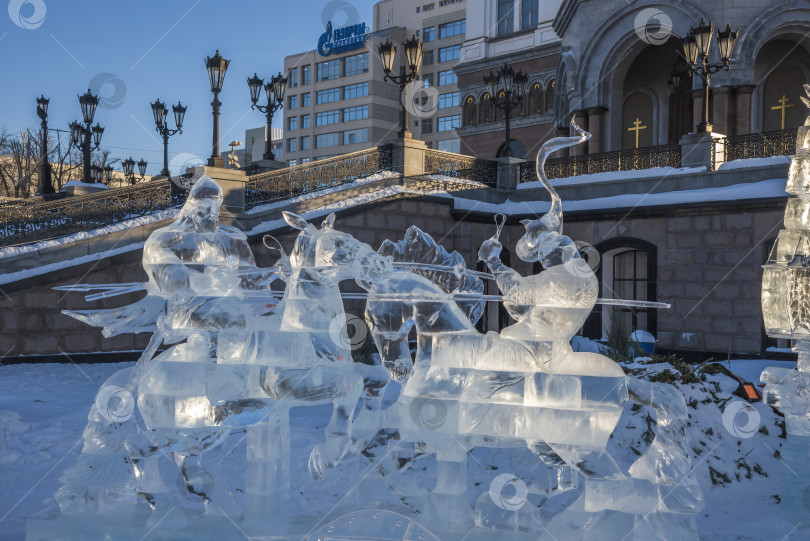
[570,110,588,156]
[734,85,755,136]
[712,87,733,136]
[391,137,427,177]
[586,107,607,154]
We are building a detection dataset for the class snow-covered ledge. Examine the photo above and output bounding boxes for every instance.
[62,180,109,197]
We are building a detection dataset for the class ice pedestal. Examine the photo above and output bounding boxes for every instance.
[244,413,291,528]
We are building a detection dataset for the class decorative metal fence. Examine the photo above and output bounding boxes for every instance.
[423,149,498,186]
[0,178,190,248]
[244,145,393,209]
[720,128,798,162]
[520,144,682,182]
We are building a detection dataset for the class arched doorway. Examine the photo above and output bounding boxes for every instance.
[754,38,810,133]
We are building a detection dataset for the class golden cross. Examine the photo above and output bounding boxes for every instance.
[627,118,647,149]
[771,94,797,130]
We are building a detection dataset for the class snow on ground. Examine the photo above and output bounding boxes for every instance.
[1,352,809,540]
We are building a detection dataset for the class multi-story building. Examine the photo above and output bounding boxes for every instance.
[281,0,468,165]
[244,127,283,167]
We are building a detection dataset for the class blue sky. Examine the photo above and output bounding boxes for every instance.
[2,0,377,175]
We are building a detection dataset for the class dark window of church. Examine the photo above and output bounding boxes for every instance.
[763,65,805,132]
[480,94,493,123]
[497,0,514,36]
[528,83,543,114]
[462,96,477,126]
[521,0,538,30]
[622,92,654,150]
[545,80,554,112]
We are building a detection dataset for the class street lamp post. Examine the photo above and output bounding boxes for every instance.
[247,72,287,161]
[205,50,230,167]
[681,20,739,133]
[122,157,147,185]
[484,64,528,158]
[36,95,54,194]
[69,89,105,183]
[378,35,424,139]
[151,99,186,177]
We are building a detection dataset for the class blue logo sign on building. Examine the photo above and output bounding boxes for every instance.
[318,20,369,57]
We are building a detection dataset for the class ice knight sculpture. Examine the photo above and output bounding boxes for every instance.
[29,122,702,541]
[761,83,810,530]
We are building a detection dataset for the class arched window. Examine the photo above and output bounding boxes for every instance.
[545,80,555,112]
[528,82,543,114]
[494,90,507,122]
[763,65,805,132]
[622,92,654,149]
[479,93,493,123]
[462,95,477,126]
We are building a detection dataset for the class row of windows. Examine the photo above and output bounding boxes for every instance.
[288,104,369,131]
[287,128,369,152]
[497,0,539,36]
[317,52,368,82]
[422,69,457,87]
[288,82,369,112]
[416,0,464,14]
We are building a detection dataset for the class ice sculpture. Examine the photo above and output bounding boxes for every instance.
[31,121,702,541]
[761,84,810,530]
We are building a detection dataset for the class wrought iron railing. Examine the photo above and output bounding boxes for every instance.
[423,149,497,186]
[719,128,798,162]
[519,144,682,182]
[244,145,393,209]
[0,177,191,248]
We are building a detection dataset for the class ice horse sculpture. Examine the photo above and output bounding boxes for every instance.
[761,83,810,529]
[31,121,702,541]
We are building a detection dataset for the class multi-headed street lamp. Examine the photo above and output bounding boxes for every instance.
[681,20,739,133]
[247,72,287,161]
[69,89,105,184]
[151,99,187,177]
[122,157,147,185]
[484,64,528,158]
[36,95,54,194]
[205,50,230,167]
[378,35,424,138]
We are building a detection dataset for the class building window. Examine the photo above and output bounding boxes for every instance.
[344,128,368,145]
[288,159,298,166]
[288,67,298,88]
[497,0,514,36]
[289,95,298,109]
[439,0,464,5]
[422,118,433,134]
[546,80,555,111]
[302,64,311,85]
[287,138,297,152]
[301,157,311,164]
[438,114,461,132]
[439,20,466,39]
[316,109,341,127]
[423,50,435,66]
[343,104,369,122]
[423,3,435,11]
[316,132,341,148]
[301,135,310,151]
[344,82,369,100]
[437,138,460,153]
[302,92,311,107]
[344,53,369,76]
[317,87,341,104]
[302,114,311,129]
[438,70,457,86]
[521,0,539,30]
[423,73,435,87]
[438,91,460,109]
[317,58,342,81]
[423,26,435,42]
[438,44,461,63]
[288,117,297,131]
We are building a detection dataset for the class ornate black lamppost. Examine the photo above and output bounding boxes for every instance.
[151,99,186,177]
[122,157,147,185]
[378,35,423,138]
[205,50,230,167]
[69,89,105,183]
[36,95,54,194]
[247,72,286,161]
[104,164,114,186]
[484,64,528,158]
[681,20,739,133]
